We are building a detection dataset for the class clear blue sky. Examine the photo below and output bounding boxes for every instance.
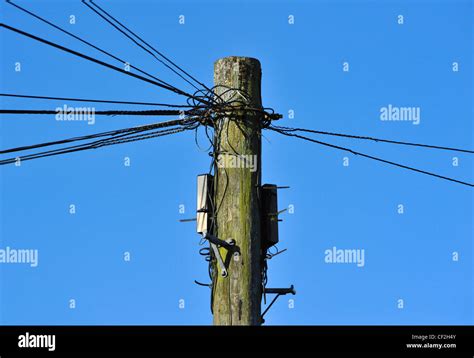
[0,0,472,325]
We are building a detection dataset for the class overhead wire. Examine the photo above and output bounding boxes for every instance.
[269,126,473,188]
[85,0,213,94]
[0,125,194,165]
[272,125,474,154]
[0,117,198,157]
[81,0,202,94]
[0,109,202,116]
[0,23,210,105]
[0,93,200,108]
[5,0,191,96]
[0,126,187,166]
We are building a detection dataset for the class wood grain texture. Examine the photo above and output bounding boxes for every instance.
[212,57,263,325]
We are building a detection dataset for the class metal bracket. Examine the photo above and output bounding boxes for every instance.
[205,233,235,250]
[264,285,296,295]
[261,285,296,324]
[203,233,235,278]
[210,243,227,277]
[262,185,290,190]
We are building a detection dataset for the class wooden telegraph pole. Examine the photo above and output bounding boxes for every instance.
[212,57,263,325]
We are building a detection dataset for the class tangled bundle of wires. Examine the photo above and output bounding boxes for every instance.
[0,0,279,167]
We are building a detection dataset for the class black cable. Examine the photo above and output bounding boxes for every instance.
[0,93,198,108]
[87,0,213,94]
[0,141,102,165]
[0,23,209,105]
[0,118,193,155]
[82,0,202,93]
[273,125,474,154]
[96,126,189,147]
[5,0,188,94]
[194,280,212,287]
[0,109,199,116]
[194,125,213,152]
[0,127,125,155]
[0,124,191,166]
[270,127,474,188]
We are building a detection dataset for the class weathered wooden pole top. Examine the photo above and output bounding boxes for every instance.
[214,56,262,108]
